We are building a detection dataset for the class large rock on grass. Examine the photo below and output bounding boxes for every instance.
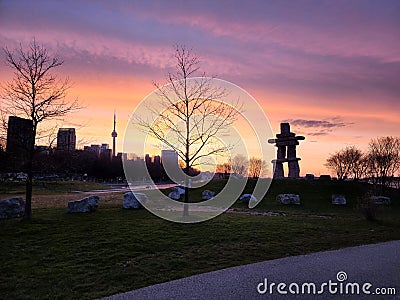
[370,196,391,205]
[0,197,25,219]
[173,186,185,195]
[123,192,146,209]
[168,190,181,200]
[202,190,215,200]
[277,194,300,205]
[239,194,257,204]
[67,196,99,213]
[332,194,346,205]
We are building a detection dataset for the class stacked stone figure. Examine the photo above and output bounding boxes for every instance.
[268,123,305,178]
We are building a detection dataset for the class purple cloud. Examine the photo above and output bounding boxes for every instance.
[282,118,354,137]
[283,118,350,129]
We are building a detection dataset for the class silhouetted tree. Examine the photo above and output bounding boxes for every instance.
[0,40,80,219]
[136,46,242,216]
[325,146,364,180]
[352,153,369,180]
[215,159,232,178]
[248,157,267,178]
[367,136,400,192]
[231,154,249,177]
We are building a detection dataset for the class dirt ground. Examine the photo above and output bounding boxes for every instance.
[1,192,125,208]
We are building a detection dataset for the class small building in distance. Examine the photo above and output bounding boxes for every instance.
[83,144,112,160]
[84,144,101,157]
[57,128,76,152]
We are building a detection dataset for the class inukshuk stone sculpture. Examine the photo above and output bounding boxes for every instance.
[268,123,305,178]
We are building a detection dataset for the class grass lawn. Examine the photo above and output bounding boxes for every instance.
[0,179,399,299]
[0,180,111,196]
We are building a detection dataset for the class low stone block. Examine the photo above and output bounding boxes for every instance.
[332,194,346,205]
[370,196,391,205]
[67,196,99,213]
[173,186,185,195]
[240,194,257,204]
[202,190,215,200]
[277,194,300,205]
[0,197,25,219]
[168,190,181,200]
[123,192,146,209]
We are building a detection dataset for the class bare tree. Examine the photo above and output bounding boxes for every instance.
[136,46,242,216]
[325,150,347,180]
[248,157,267,178]
[352,152,369,180]
[367,136,400,192]
[216,160,232,174]
[231,154,249,177]
[0,39,80,219]
[325,146,364,180]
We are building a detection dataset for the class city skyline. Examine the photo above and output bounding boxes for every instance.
[1,1,399,175]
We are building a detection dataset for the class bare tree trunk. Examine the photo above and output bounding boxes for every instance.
[183,167,189,217]
[24,125,36,220]
[24,158,33,220]
[183,156,189,217]
[183,74,190,218]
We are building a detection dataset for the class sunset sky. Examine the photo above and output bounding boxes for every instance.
[1,0,399,176]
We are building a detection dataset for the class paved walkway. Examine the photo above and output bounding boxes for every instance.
[102,241,400,300]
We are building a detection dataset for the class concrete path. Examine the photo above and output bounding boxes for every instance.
[102,241,400,300]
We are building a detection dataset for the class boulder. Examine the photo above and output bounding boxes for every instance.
[370,196,391,205]
[277,194,300,205]
[239,194,257,204]
[173,186,185,195]
[332,194,346,205]
[168,190,181,200]
[67,196,99,213]
[202,190,215,200]
[123,192,146,209]
[0,197,25,219]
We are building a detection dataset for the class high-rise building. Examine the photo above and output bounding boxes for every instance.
[100,143,112,160]
[6,116,33,169]
[57,128,76,151]
[111,112,117,157]
[154,155,161,166]
[145,154,152,165]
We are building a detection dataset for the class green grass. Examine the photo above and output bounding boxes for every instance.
[0,180,110,195]
[166,178,390,213]
[0,179,399,299]
[238,179,371,214]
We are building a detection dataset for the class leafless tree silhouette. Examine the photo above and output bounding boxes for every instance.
[325,146,364,180]
[248,157,267,178]
[367,136,400,192]
[136,45,242,216]
[231,154,249,177]
[0,39,81,219]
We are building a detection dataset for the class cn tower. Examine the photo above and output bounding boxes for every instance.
[111,111,117,157]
